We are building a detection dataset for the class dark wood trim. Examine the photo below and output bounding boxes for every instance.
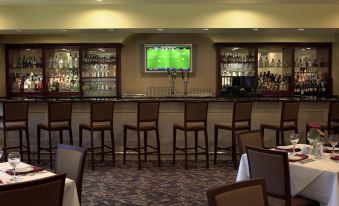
[237,130,263,155]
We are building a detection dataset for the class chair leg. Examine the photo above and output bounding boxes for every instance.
[184,131,188,170]
[48,131,53,169]
[90,131,95,170]
[101,130,104,162]
[156,128,161,167]
[19,129,23,160]
[194,130,198,163]
[280,130,285,145]
[123,127,127,165]
[69,128,73,145]
[137,131,141,170]
[25,128,31,164]
[110,128,115,167]
[3,130,7,161]
[204,128,209,169]
[59,130,63,144]
[232,131,237,169]
[37,128,41,165]
[79,127,83,147]
[214,126,218,165]
[173,127,176,165]
[144,130,147,162]
[276,130,280,146]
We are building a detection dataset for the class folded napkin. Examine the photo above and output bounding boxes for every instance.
[330,155,339,161]
[6,166,43,176]
[323,146,339,153]
[276,146,301,152]
[289,154,308,162]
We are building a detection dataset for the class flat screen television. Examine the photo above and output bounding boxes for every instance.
[145,44,192,72]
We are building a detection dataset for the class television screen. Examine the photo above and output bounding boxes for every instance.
[145,44,192,72]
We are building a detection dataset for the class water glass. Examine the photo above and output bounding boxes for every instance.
[8,152,21,183]
[290,133,300,156]
[328,134,338,156]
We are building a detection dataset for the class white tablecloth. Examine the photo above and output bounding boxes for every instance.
[237,151,339,206]
[0,162,80,206]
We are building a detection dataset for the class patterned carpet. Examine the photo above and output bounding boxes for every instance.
[80,159,237,206]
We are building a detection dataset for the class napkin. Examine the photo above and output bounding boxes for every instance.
[330,155,339,160]
[289,154,308,162]
[276,145,301,152]
[6,166,43,176]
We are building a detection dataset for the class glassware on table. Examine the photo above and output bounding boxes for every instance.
[328,134,338,157]
[290,133,300,156]
[8,152,21,183]
[307,132,315,145]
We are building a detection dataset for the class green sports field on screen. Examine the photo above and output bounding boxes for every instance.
[145,44,192,72]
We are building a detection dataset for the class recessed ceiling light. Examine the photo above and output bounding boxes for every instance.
[306,47,311,50]
[252,28,259,31]
[60,29,68,32]
[96,0,103,2]
[298,28,304,31]
[157,28,164,31]
[301,49,306,51]
[202,28,209,31]
[25,49,31,51]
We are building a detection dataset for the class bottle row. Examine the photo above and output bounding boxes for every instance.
[221,53,256,63]
[48,53,79,69]
[258,57,288,68]
[83,54,116,64]
[12,55,43,69]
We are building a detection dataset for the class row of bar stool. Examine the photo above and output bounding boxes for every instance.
[2,101,339,170]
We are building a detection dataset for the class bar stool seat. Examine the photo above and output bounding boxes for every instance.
[173,102,209,170]
[261,101,299,146]
[79,102,115,170]
[123,102,161,170]
[214,101,253,169]
[37,102,73,169]
[0,102,31,163]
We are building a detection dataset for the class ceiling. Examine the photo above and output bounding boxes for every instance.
[0,0,338,5]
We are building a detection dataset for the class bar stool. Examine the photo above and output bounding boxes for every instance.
[261,101,299,146]
[37,102,73,168]
[79,102,115,170]
[214,101,253,169]
[0,102,30,163]
[306,101,339,138]
[173,102,209,170]
[123,102,161,170]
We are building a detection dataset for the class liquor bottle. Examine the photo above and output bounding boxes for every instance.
[264,57,269,67]
[74,54,79,68]
[258,57,263,68]
[53,54,58,68]
[32,56,37,68]
[58,57,64,69]
[277,59,281,67]
[270,58,276,67]
[69,54,73,69]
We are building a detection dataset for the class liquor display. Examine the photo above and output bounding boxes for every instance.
[257,47,292,93]
[45,48,80,95]
[219,47,256,89]
[82,48,117,97]
[6,44,122,98]
[7,48,44,94]
[294,47,329,96]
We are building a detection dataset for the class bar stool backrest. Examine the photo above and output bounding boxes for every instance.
[237,130,263,155]
[138,102,160,123]
[185,102,208,124]
[233,101,253,123]
[49,102,72,123]
[91,102,114,123]
[329,101,339,122]
[281,101,299,123]
[3,102,28,123]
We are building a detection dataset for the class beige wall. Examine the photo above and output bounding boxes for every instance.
[121,33,216,95]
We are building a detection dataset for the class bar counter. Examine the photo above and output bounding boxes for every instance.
[0,95,337,160]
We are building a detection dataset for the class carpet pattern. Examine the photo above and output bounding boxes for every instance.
[80,160,237,206]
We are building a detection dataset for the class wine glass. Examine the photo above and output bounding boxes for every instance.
[307,132,314,145]
[328,134,338,157]
[8,152,21,183]
[290,133,300,156]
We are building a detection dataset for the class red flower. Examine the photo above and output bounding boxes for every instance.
[309,122,321,129]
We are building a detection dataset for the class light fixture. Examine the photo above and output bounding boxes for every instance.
[202,28,209,31]
[25,49,31,51]
[157,28,164,31]
[60,29,68,32]
[298,28,304,31]
[306,47,311,50]
[231,48,239,51]
[96,0,103,2]
[301,49,306,51]
[252,28,259,31]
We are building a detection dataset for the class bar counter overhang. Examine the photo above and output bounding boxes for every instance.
[0,95,335,159]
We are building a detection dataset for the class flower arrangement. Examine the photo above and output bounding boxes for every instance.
[308,122,325,139]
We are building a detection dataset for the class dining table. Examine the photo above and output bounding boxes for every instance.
[236,144,339,206]
[0,162,80,206]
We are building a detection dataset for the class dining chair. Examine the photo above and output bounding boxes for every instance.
[206,178,269,206]
[0,101,31,163]
[214,101,253,169]
[0,173,66,206]
[123,102,161,170]
[37,101,73,168]
[237,130,264,155]
[246,146,320,206]
[55,144,87,202]
[173,102,209,169]
[79,101,115,170]
[261,101,299,146]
